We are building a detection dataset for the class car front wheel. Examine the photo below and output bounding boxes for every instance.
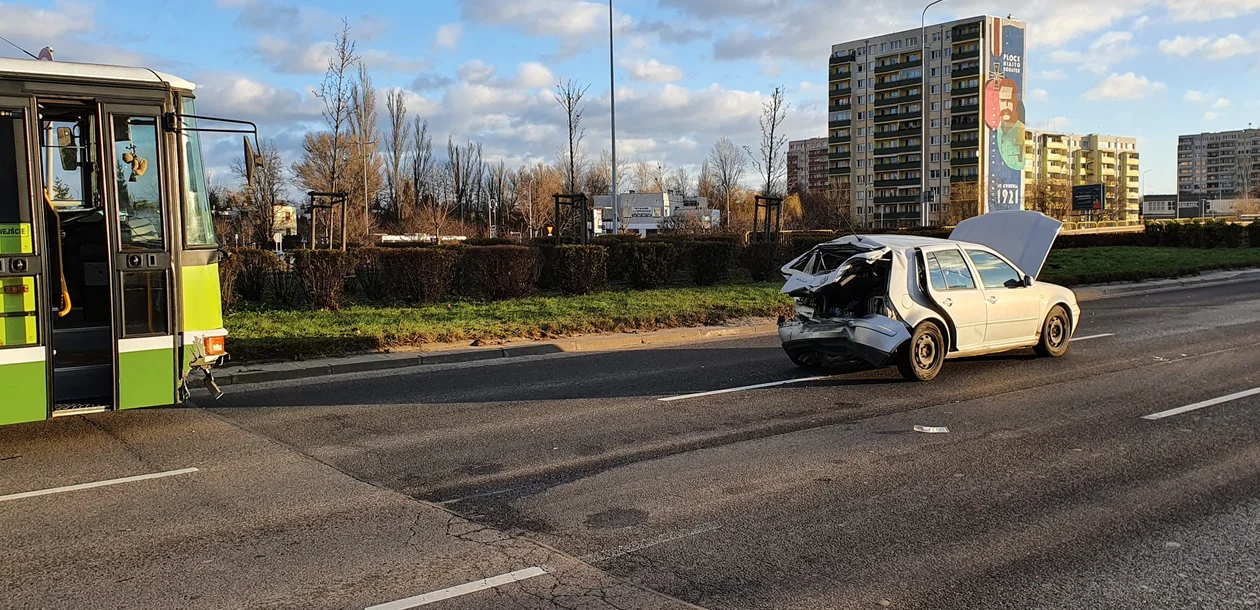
[1035,305,1072,358]
[897,322,946,382]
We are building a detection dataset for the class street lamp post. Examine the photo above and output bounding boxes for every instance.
[1141,168,1153,218]
[609,0,619,235]
[921,0,948,227]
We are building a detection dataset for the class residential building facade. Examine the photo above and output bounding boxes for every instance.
[828,15,1027,227]
[1022,130,1141,221]
[1141,194,1178,219]
[787,137,830,195]
[1177,127,1260,204]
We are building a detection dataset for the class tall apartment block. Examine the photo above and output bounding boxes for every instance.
[787,137,830,195]
[1023,130,1141,221]
[1177,127,1260,203]
[828,15,1027,226]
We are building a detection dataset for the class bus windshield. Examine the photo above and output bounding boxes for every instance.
[180,98,216,248]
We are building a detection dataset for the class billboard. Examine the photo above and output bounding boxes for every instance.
[983,17,1026,213]
[1072,184,1105,212]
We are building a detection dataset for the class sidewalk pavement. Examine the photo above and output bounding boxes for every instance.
[216,267,1260,389]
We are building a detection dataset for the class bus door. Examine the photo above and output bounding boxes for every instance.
[0,99,46,425]
[102,105,176,409]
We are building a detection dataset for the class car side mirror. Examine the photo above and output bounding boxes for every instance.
[1023,274,1034,287]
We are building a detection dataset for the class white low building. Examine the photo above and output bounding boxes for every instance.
[593,192,719,236]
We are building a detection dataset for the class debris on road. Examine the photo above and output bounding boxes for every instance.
[913,425,950,433]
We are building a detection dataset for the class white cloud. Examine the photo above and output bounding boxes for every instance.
[1159,34,1254,59]
[1036,69,1069,81]
[434,23,463,49]
[1132,15,1151,29]
[1184,89,1208,102]
[1051,31,1139,75]
[457,59,498,84]
[0,2,95,40]
[1028,88,1050,102]
[1163,0,1260,22]
[1083,72,1167,100]
[1204,111,1219,120]
[460,0,628,38]
[620,58,685,83]
[1046,116,1074,131]
[252,36,427,74]
[1212,98,1232,109]
[514,62,555,88]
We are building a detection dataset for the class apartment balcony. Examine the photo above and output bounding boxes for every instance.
[951,119,980,132]
[873,126,924,139]
[952,65,980,78]
[874,93,921,108]
[828,135,851,145]
[952,102,980,114]
[950,173,979,183]
[953,28,981,42]
[829,69,852,81]
[874,112,909,124]
[874,194,920,204]
[952,85,979,97]
[874,160,922,171]
[874,145,923,156]
[830,52,856,64]
[952,48,980,60]
[828,119,851,128]
[875,59,922,74]
[951,137,979,149]
[828,151,850,160]
[875,79,915,92]
[876,211,923,221]
[828,166,852,175]
[828,102,852,112]
[951,156,979,167]
[874,178,921,188]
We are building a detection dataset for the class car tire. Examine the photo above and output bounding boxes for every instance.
[1035,305,1072,358]
[787,351,825,369]
[897,321,946,382]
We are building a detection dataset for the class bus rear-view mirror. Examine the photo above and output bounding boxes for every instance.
[57,127,77,171]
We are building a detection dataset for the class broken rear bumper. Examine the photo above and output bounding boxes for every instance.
[779,315,912,368]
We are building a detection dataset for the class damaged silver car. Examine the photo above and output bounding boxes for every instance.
[778,210,1081,381]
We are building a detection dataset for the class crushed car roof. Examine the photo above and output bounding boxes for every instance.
[818,234,957,250]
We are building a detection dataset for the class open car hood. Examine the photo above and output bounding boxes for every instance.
[949,210,1062,278]
[780,247,890,296]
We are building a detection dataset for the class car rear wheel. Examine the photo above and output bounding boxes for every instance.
[1035,305,1072,358]
[787,351,825,369]
[897,322,945,382]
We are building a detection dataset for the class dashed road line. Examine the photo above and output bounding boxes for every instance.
[659,376,835,402]
[579,522,722,563]
[0,467,199,503]
[365,566,550,609]
[1141,386,1260,420]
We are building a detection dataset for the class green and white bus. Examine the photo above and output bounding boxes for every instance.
[1,58,247,425]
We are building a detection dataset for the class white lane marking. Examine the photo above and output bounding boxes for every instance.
[1071,333,1114,342]
[659,376,834,402]
[366,566,550,609]
[1141,386,1260,421]
[0,467,199,503]
[579,522,721,564]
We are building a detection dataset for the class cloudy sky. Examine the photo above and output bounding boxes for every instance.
[2,0,1259,194]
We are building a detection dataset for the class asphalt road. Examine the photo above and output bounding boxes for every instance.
[4,280,1260,609]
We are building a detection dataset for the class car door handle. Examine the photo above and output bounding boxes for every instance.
[942,298,953,307]
[988,296,999,304]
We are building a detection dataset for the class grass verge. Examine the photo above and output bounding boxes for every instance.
[1040,247,1260,287]
[225,282,794,362]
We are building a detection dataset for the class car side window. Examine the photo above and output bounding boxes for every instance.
[925,249,975,291]
[967,249,1023,289]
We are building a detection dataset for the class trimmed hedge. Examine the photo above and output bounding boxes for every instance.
[350,248,390,301]
[292,250,356,310]
[218,250,243,312]
[628,242,677,288]
[234,248,282,302]
[379,248,461,304]
[551,245,608,294]
[457,245,540,300]
[1250,222,1260,248]
[687,241,737,285]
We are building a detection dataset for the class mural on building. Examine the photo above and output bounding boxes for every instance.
[983,17,1026,212]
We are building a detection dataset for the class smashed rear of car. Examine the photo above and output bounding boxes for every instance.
[777,239,911,369]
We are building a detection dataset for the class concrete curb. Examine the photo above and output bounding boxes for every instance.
[217,321,779,388]
[218,267,1260,388]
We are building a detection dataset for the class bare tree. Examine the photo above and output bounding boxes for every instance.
[799,183,853,230]
[631,159,655,193]
[447,138,483,222]
[746,86,789,198]
[697,159,717,201]
[231,139,287,248]
[484,160,512,236]
[946,180,983,225]
[554,79,589,194]
[667,166,692,196]
[348,61,382,242]
[312,19,360,250]
[708,137,746,229]
[384,88,409,225]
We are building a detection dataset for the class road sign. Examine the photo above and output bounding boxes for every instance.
[1072,184,1105,212]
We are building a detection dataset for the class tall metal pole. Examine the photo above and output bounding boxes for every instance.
[609,0,619,235]
[921,0,947,227]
